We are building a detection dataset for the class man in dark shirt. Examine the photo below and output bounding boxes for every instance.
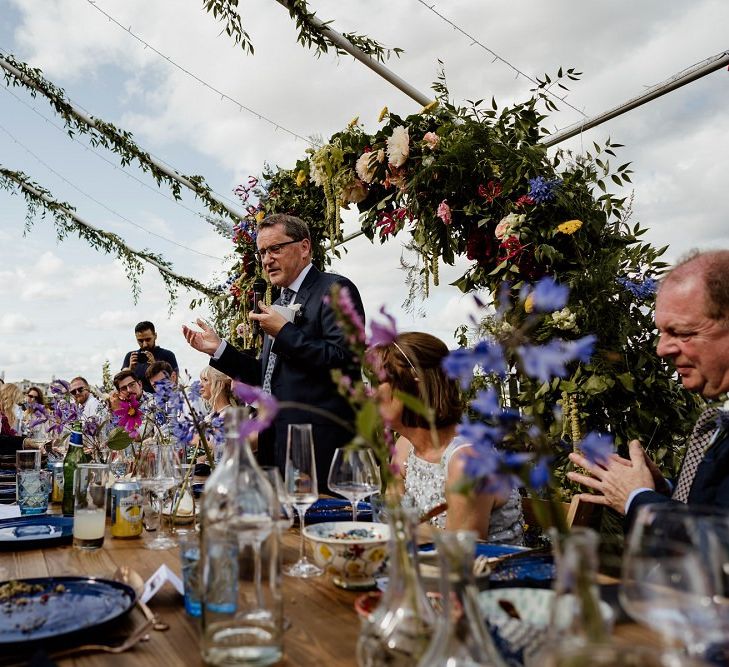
[122,321,178,393]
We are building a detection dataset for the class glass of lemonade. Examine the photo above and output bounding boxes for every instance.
[73,463,110,550]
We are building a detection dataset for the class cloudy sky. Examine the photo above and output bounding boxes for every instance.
[1,0,727,386]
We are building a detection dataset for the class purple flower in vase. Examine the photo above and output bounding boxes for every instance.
[368,307,399,347]
[578,432,614,465]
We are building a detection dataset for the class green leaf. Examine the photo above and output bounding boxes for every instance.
[106,427,133,451]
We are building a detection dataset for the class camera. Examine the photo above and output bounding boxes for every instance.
[134,350,151,363]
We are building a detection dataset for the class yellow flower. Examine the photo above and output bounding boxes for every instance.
[255,210,265,223]
[377,106,389,122]
[557,219,583,235]
[524,293,535,313]
[348,116,360,128]
[295,169,307,187]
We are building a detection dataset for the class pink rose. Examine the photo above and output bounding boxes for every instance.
[423,132,440,150]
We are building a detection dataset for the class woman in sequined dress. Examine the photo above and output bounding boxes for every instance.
[373,332,523,544]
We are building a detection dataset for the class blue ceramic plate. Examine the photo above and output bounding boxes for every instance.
[0,576,136,644]
[0,515,73,550]
[303,499,373,524]
[488,552,555,586]
[418,542,528,560]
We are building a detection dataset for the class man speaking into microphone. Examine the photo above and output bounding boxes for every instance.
[182,214,365,487]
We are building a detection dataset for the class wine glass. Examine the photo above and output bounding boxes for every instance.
[262,466,294,531]
[137,441,181,550]
[283,424,322,578]
[327,446,381,522]
[620,532,718,656]
[626,504,729,658]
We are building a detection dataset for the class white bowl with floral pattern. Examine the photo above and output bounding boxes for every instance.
[303,521,390,589]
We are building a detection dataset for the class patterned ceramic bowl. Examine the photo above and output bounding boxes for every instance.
[478,587,614,667]
[303,521,390,589]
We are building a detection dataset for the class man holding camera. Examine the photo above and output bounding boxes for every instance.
[121,321,179,393]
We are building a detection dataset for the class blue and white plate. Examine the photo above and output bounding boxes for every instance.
[0,515,73,550]
[0,576,136,644]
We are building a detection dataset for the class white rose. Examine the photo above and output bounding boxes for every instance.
[386,126,409,168]
[356,152,377,184]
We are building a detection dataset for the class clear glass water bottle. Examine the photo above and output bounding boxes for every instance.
[200,407,283,666]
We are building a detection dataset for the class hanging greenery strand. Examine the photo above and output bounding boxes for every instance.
[202,0,403,62]
[0,54,246,225]
[0,166,217,304]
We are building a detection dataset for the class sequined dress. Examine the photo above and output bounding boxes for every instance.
[402,436,524,545]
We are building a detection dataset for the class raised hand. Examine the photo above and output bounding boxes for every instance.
[182,318,222,356]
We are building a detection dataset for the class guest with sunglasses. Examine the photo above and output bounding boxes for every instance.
[20,386,50,449]
[68,377,101,419]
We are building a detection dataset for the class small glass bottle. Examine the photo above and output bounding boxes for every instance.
[357,504,436,666]
[62,428,89,516]
[418,530,507,667]
[200,407,283,666]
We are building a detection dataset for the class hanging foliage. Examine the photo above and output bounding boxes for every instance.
[0,54,243,225]
[202,0,403,62]
[0,166,216,306]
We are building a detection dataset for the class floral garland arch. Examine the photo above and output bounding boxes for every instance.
[217,72,701,487]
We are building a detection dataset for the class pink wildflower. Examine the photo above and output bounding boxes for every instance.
[114,395,143,438]
[437,199,452,225]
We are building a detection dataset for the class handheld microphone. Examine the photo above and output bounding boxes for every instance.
[251,278,267,337]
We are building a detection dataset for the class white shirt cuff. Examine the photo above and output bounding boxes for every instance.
[212,340,227,361]
[625,487,653,514]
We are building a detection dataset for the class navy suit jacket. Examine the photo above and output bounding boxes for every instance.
[211,266,364,488]
[626,427,729,529]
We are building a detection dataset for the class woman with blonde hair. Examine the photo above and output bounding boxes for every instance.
[0,383,23,436]
[199,366,235,415]
[373,332,523,543]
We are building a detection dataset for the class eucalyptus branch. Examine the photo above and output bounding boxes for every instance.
[0,54,245,225]
[0,166,217,304]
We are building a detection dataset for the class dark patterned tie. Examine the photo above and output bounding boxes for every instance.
[262,288,294,394]
[672,407,722,503]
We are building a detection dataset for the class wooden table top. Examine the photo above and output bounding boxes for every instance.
[0,516,657,666]
[0,521,363,666]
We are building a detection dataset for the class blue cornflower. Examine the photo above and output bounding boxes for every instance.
[528,176,561,204]
[616,276,658,301]
[172,417,196,446]
[457,417,503,446]
[473,340,508,377]
[578,432,614,464]
[187,380,202,403]
[462,439,502,480]
[530,456,551,490]
[471,387,520,422]
[442,348,478,390]
[518,335,596,383]
[522,277,569,313]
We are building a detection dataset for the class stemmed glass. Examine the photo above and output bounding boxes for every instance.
[262,466,294,531]
[621,510,723,657]
[283,424,322,578]
[137,441,181,550]
[327,446,381,522]
[624,504,729,658]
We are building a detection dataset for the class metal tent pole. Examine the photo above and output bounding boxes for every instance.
[540,50,729,147]
[275,0,434,108]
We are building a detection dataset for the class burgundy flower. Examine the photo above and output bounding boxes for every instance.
[497,235,525,263]
[515,194,535,207]
[466,226,499,268]
[478,180,502,203]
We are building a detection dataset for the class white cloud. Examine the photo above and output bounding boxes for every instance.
[0,314,36,333]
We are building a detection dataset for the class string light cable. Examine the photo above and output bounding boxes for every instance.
[413,0,588,119]
[0,83,230,228]
[0,121,226,261]
[84,0,316,148]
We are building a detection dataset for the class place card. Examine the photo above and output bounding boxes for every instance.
[141,563,184,603]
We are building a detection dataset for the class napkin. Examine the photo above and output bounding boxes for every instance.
[0,504,21,520]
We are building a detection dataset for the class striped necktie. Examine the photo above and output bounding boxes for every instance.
[262,288,294,394]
